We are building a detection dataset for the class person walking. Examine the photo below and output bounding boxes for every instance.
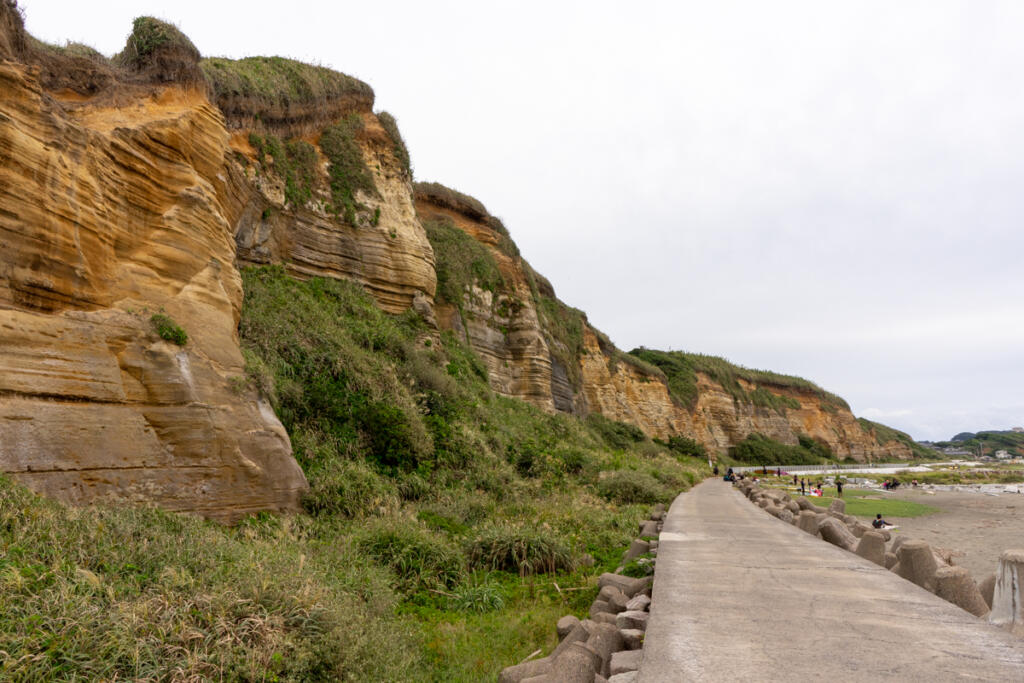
[836,478,844,498]
[800,478,806,495]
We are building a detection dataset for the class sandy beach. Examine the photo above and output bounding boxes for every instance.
[858,488,1024,579]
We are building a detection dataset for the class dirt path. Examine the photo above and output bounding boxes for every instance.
[868,488,1024,579]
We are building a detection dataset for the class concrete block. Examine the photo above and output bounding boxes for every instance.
[620,628,644,649]
[615,610,649,631]
[979,572,997,609]
[855,531,887,567]
[894,540,939,592]
[598,573,652,599]
[610,650,643,676]
[829,498,846,514]
[934,566,989,617]
[557,615,581,640]
[818,517,857,552]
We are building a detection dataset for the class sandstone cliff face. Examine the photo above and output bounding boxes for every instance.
[230,113,437,315]
[0,60,307,520]
[416,191,557,412]
[422,187,912,462]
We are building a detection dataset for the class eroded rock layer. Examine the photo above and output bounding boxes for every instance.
[0,60,307,520]
[420,186,912,461]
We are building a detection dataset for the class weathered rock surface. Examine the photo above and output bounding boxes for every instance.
[0,58,307,520]
[234,112,436,315]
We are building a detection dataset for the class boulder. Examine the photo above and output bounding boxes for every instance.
[779,509,794,524]
[877,529,892,542]
[638,520,659,538]
[829,498,846,514]
[894,540,939,592]
[557,615,580,640]
[758,499,770,509]
[848,522,872,539]
[891,535,910,556]
[785,500,800,514]
[591,612,618,626]
[499,657,551,683]
[610,650,643,676]
[796,510,820,536]
[608,672,639,683]
[615,610,649,631]
[546,641,600,683]
[934,566,989,617]
[589,601,612,619]
[620,628,644,649]
[650,509,665,522]
[884,552,898,569]
[796,497,816,511]
[608,590,630,614]
[855,531,887,567]
[625,594,651,612]
[598,574,652,599]
[622,539,651,563]
[818,517,858,552]
[979,572,997,609]
[584,622,624,678]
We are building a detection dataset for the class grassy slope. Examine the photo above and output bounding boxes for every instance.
[857,418,938,460]
[629,348,846,412]
[0,267,707,681]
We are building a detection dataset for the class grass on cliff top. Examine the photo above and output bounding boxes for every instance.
[628,347,847,412]
[200,55,373,106]
[414,181,519,258]
[113,16,199,70]
[0,265,709,681]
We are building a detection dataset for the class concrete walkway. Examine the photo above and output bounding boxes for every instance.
[638,479,1024,682]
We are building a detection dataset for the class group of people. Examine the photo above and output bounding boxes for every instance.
[882,479,901,490]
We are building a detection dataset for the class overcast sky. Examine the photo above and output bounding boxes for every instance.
[21,1,1024,441]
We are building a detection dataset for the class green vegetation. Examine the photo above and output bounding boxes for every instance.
[378,111,412,177]
[629,348,846,412]
[413,182,519,258]
[0,265,708,680]
[149,313,187,345]
[28,35,108,62]
[424,217,504,307]
[665,435,709,460]
[806,491,939,518]
[857,418,938,459]
[597,470,670,505]
[249,133,318,208]
[932,430,1024,458]
[114,16,198,70]
[536,294,587,390]
[200,55,373,108]
[320,114,377,224]
[730,433,834,466]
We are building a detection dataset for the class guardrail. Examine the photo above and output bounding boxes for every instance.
[731,462,911,474]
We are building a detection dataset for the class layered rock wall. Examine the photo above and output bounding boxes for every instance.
[0,58,307,520]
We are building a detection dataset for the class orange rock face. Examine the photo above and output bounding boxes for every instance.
[230,112,436,315]
[421,189,911,462]
[0,62,307,520]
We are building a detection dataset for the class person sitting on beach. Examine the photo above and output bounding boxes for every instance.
[872,514,889,528]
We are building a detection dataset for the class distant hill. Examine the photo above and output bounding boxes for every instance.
[935,431,1024,457]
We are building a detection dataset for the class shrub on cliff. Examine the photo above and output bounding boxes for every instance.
[666,435,708,459]
[357,520,464,592]
[586,413,646,450]
[114,16,203,84]
[377,111,411,177]
[597,470,667,504]
[730,432,829,466]
[467,524,575,576]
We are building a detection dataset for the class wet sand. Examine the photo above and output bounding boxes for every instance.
[859,488,1024,579]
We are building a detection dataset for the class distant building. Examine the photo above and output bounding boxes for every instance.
[995,449,1012,460]
[1012,427,1024,433]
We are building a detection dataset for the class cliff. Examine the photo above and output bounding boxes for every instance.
[416,183,914,462]
[0,6,912,521]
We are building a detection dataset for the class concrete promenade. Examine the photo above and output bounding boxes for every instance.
[638,479,1024,681]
